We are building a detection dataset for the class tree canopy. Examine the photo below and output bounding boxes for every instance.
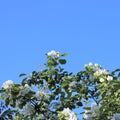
[0,50,120,120]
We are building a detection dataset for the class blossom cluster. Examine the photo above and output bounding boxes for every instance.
[99,75,113,82]
[35,90,48,100]
[94,69,108,76]
[2,80,13,89]
[83,102,120,120]
[19,84,30,95]
[84,62,100,68]
[1,53,120,120]
[59,108,77,120]
[47,50,60,58]
[84,62,114,83]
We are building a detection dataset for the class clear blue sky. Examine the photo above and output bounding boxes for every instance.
[0,0,120,119]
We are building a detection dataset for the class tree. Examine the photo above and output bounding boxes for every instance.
[0,50,120,120]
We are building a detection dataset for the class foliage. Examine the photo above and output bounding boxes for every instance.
[0,50,120,120]
[0,101,15,120]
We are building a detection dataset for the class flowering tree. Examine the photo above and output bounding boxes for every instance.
[0,50,120,120]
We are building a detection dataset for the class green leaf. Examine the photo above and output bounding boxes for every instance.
[61,53,68,56]
[117,89,120,93]
[61,82,68,88]
[118,73,120,77]
[83,107,91,110]
[21,78,27,85]
[0,89,5,93]
[19,73,26,77]
[59,59,66,64]
[111,68,120,75]
[77,102,83,106]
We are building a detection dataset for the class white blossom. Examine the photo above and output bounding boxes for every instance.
[23,102,34,116]
[107,76,113,81]
[83,107,93,120]
[99,78,105,82]
[91,103,98,116]
[88,62,93,66]
[84,63,101,69]
[68,81,76,92]
[83,112,92,120]
[47,50,60,58]
[19,85,30,96]
[94,69,108,77]
[2,80,13,89]
[35,90,48,100]
[83,103,98,120]
[24,84,29,88]
[94,70,102,76]
[61,108,77,120]
[84,62,93,68]
[102,69,108,74]
[83,103,93,120]
[94,63,99,68]
[69,81,76,87]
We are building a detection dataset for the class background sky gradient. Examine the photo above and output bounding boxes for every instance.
[0,0,120,119]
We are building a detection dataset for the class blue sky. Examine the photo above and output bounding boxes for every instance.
[0,0,120,119]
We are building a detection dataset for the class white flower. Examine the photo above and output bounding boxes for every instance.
[35,90,48,100]
[91,103,98,116]
[23,102,34,116]
[84,62,101,70]
[83,112,92,120]
[68,81,76,92]
[98,95,102,101]
[47,50,56,56]
[102,69,108,75]
[99,78,105,82]
[2,80,13,89]
[83,103,98,120]
[19,85,30,96]
[47,50,60,58]
[84,62,93,68]
[94,69,108,77]
[69,81,76,87]
[94,70,102,76]
[107,76,113,81]
[88,62,93,66]
[61,108,77,120]
[94,63,99,67]
[24,84,29,88]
